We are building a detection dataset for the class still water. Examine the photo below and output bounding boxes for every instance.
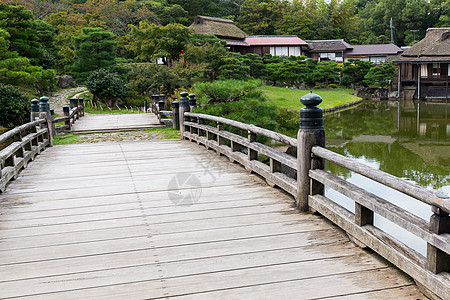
[323,100,450,256]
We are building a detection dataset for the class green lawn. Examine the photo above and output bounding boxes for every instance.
[260,86,361,109]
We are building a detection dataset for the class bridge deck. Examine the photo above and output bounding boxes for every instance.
[0,140,424,299]
[71,113,161,132]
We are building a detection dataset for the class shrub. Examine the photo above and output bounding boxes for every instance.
[123,90,148,107]
[328,84,339,89]
[275,106,299,137]
[192,80,278,143]
[0,84,30,128]
[86,69,127,107]
[313,86,321,89]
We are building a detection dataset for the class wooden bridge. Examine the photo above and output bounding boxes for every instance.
[0,96,449,299]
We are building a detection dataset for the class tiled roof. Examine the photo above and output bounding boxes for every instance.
[244,35,308,46]
[344,44,403,56]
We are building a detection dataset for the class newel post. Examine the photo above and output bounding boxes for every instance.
[172,101,180,130]
[188,93,196,111]
[39,96,53,146]
[297,92,325,211]
[30,99,40,121]
[78,98,85,117]
[427,202,450,274]
[179,91,190,140]
[70,98,79,120]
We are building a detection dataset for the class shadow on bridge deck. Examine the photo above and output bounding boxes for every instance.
[0,140,424,299]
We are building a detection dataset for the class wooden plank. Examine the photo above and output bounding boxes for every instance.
[0,233,349,284]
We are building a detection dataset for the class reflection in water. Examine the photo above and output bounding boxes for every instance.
[323,100,449,255]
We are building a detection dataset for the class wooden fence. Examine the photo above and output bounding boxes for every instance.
[178,92,449,300]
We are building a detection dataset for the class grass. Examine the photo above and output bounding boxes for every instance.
[53,127,180,145]
[260,86,361,109]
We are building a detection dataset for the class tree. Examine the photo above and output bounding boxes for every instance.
[124,22,193,66]
[218,53,250,80]
[184,34,228,80]
[0,84,30,128]
[0,4,43,64]
[313,61,340,86]
[71,27,117,82]
[86,69,127,107]
[236,0,285,35]
[340,58,374,88]
[127,62,203,96]
[364,62,396,87]
[0,28,56,93]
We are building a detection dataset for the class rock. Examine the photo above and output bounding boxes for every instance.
[56,75,77,88]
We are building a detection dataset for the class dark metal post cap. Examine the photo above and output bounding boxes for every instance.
[300,91,322,107]
[172,101,179,108]
[299,92,323,130]
[180,91,189,106]
[39,96,49,102]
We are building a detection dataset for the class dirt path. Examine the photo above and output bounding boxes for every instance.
[49,86,88,116]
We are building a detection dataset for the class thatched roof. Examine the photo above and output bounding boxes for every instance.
[391,28,450,63]
[305,39,352,52]
[189,16,247,40]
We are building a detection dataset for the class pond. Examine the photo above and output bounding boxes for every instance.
[323,100,449,256]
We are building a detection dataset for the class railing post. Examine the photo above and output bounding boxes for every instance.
[50,109,56,137]
[39,96,53,146]
[30,99,39,121]
[78,98,85,117]
[297,92,325,211]
[189,93,196,111]
[179,92,190,140]
[151,94,159,114]
[172,101,180,130]
[70,98,79,120]
[427,204,450,274]
[144,100,148,113]
[63,106,71,131]
[248,131,257,161]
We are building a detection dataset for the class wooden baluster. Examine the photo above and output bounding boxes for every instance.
[63,106,71,131]
[427,205,450,274]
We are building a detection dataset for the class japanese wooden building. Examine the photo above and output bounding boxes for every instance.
[391,28,450,100]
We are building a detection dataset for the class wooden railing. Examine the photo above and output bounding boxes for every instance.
[0,119,49,192]
[178,94,450,300]
[55,98,85,132]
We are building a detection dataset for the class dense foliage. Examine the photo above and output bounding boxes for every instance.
[86,69,127,107]
[0,84,30,128]
[193,80,278,137]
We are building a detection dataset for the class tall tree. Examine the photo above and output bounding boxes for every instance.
[236,0,286,35]
[124,22,193,66]
[71,27,117,82]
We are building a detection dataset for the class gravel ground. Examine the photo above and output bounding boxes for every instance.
[49,86,87,116]
[69,130,177,143]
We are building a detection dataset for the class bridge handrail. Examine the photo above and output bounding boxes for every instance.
[180,111,449,300]
[185,112,297,147]
[0,119,45,144]
[1,119,50,192]
[311,146,449,213]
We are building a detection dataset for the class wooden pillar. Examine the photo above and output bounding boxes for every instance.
[30,99,39,122]
[172,101,180,130]
[188,93,196,112]
[248,131,257,161]
[297,92,325,211]
[63,106,71,131]
[39,96,53,147]
[179,92,190,140]
[427,205,450,274]
[50,109,56,137]
[78,98,85,117]
[70,98,79,120]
